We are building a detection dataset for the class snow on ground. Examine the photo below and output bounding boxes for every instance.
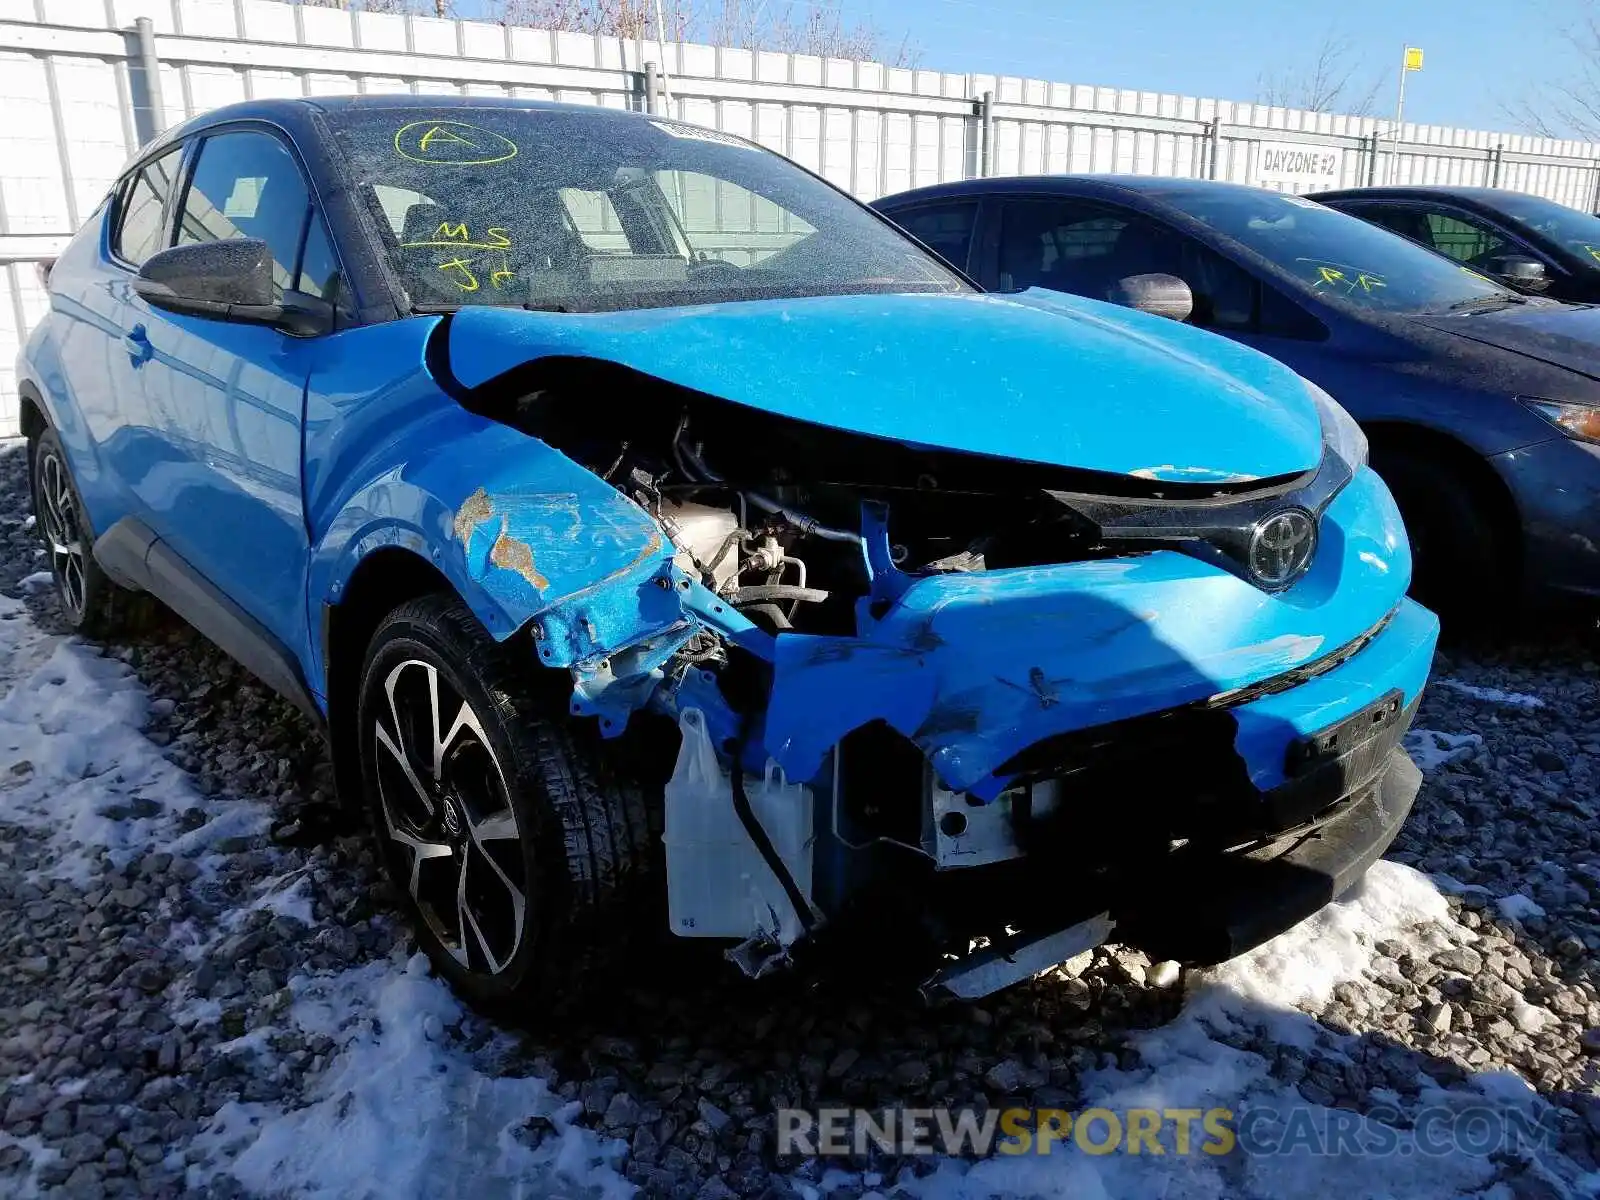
[807,863,1595,1200]
[190,957,632,1200]
[1433,680,1545,710]
[0,597,252,884]
[0,599,1594,1198]
[1403,728,1485,773]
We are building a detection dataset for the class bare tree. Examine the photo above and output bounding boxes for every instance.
[296,0,450,15]
[487,0,692,39]
[1256,31,1383,116]
[299,0,917,64]
[486,0,917,65]
[1504,11,1600,139]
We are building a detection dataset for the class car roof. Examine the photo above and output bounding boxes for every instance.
[873,174,1279,208]
[143,94,674,157]
[1309,185,1531,203]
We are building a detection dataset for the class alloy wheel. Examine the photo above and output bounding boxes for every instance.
[36,448,86,620]
[371,658,528,974]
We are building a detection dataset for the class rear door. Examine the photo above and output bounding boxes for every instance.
[64,147,184,504]
[130,125,329,658]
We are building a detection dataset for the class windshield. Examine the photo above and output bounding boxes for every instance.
[1482,191,1600,265]
[1152,186,1517,315]
[322,106,966,312]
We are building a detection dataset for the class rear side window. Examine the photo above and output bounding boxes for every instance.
[893,202,978,273]
[114,148,183,266]
[175,129,311,299]
[1423,211,1508,266]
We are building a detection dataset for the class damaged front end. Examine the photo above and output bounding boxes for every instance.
[435,296,1437,996]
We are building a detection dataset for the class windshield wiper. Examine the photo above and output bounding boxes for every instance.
[1437,294,1529,314]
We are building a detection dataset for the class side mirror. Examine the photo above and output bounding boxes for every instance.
[133,239,333,334]
[1489,253,1548,289]
[1108,273,1194,321]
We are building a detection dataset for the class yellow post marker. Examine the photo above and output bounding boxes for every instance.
[1390,46,1425,183]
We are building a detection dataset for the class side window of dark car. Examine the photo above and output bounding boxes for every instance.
[893,202,978,273]
[1421,210,1508,267]
[997,199,1260,333]
[114,148,184,267]
[1341,203,1434,248]
[174,130,312,299]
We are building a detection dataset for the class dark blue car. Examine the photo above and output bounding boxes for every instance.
[874,177,1600,618]
[16,99,1436,1007]
[1312,185,1600,302]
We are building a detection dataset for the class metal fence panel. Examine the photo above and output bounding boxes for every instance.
[4,0,1600,432]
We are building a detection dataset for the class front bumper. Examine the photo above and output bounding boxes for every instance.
[1118,747,1421,964]
[764,466,1424,802]
[1492,436,1600,601]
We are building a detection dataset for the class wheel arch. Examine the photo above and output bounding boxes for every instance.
[323,543,467,812]
[1364,420,1524,581]
[16,378,47,443]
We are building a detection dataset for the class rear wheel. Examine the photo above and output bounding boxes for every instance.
[1372,445,1509,630]
[29,427,154,636]
[357,594,660,1008]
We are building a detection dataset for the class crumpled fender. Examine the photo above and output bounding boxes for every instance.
[304,318,680,699]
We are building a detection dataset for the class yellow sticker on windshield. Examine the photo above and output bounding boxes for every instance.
[1584,245,1600,264]
[437,257,480,292]
[394,121,519,166]
[401,222,514,252]
[1313,264,1386,293]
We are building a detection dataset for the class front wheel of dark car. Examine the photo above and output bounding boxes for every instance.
[1372,445,1509,631]
[29,426,155,637]
[356,593,661,1010]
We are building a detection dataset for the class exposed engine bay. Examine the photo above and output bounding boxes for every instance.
[450,353,1368,990]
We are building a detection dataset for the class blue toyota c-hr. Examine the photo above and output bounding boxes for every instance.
[15,96,1436,1007]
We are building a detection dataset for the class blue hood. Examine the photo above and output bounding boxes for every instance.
[442,289,1323,483]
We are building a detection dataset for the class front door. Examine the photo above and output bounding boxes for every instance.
[131,126,322,658]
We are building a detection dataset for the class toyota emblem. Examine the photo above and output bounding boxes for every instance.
[1247,509,1317,589]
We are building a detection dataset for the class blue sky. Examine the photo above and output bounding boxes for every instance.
[840,0,1584,132]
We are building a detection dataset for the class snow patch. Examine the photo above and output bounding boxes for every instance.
[1403,728,1483,772]
[15,571,53,596]
[1432,680,1544,710]
[1495,893,1547,922]
[810,864,1574,1199]
[190,955,634,1200]
[0,632,226,882]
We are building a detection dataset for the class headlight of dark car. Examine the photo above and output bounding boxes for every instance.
[1520,397,1600,445]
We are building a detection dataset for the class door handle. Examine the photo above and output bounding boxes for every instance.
[122,324,152,365]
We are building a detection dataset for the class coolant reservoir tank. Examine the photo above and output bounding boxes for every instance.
[663,708,812,944]
[659,500,740,592]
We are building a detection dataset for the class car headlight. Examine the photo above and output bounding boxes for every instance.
[1308,380,1368,471]
[1521,397,1600,445]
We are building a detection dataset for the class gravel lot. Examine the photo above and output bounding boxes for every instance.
[0,437,1593,1198]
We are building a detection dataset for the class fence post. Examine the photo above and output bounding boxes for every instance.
[978,90,994,177]
[1366,132,1379,185]
[644,61,659,115]
[132,16,167,146]
[1489,145,1503,187]
[1206,116,1221,180]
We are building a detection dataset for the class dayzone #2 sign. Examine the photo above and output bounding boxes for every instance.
[1254,141,1342,188]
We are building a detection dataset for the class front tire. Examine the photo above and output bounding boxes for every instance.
[356,594,660,1009]
[1372,445,1509,629]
